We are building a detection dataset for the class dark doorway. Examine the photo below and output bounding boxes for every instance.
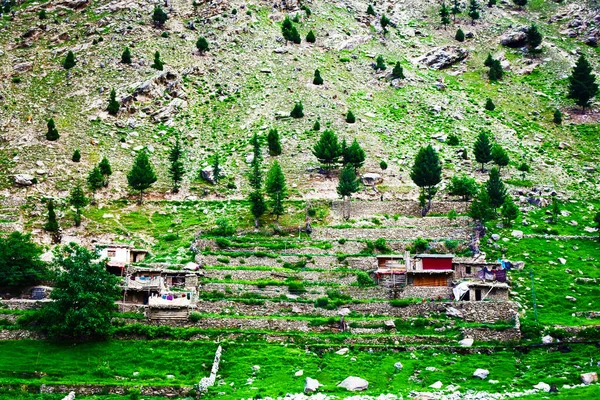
[475,289,482,301]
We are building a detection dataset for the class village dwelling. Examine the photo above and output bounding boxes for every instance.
[97,243,148,275]
[121,266,202,306]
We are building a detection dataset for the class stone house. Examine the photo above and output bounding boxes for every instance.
[97,243,148,275]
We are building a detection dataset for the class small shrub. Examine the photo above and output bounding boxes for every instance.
[447,134,460,146]
[287,281,306,294]
[356,271,374,286]
[315,297,329,307]
[447,209,458,221]
[409,238,429,253]
[455,28,465,42]
[189,312,202,322]
[390,298,419,307]
[374,238,390,253]
[380,160,388,170]
[485,98,496,111]
[128,388,141,400]
[212,218,236,236]
[338,238,346,244]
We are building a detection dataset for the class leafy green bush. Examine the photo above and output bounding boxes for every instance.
[315,297,329,307]
[520,319,544,340]
[409,238,429,253]
[356,271,374,287]
[287,281,306,294]
[215,238,230,248]
[389,298,420,307]
[188,312,202,323]
[374,238,391,253]
[282,260,307,270]
[212,218,236,236]
[129,388,141,400]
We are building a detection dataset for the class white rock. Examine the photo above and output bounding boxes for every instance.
[558,258,567,265]
[295,370,304,377]
[473,369,489,379]
[338,308,351,316]
[542,335,554,344]
[459,338,474,347]
[511,230,523,239]
[429,381,443,389]
[304,377,323,393]
[14,174,35,186]
[426,367,436,371]
[491,234,501,241]
[394,362,403,370]
[566,296,577,302]
[61,392,76,400]
[336,348,349,355]
[252,365,260,371]
[534,382,551,392]
[337,376,368,391]
[581,372,598,385]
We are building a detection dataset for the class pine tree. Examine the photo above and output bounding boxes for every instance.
[567,55,599,112]
[448,175,479,202]
[366,4,376,16]
[491,145,509,172]
[346,110,356,124]
[267,129,282,156]
[380,160,388,171]
[46,118,59,141]
[392,62,405,79]
[312,129,341,170]
[151,51,164,70]
[517,162,530,181]
[380,14,391,32]
[337,164,360,220]
[410,145,442,212]
[44,200,59,233]
[313,120,321,131]
[340,138,349,166]
[248,133,263,191]
[63,51,76,70]
[72,149,81,162]
[39,9,47,19]
[455,28,465,42]
[98,156,112,187]
[306,30,316,43]
[451,0,461,22]
[484,53,494,67]
[345,138,366,172]
[127,151,157,204]
[553,109,562,124]
[488,59,503,81]
[212,153,221,184]
[290,101,304,118]
[440,2,450,29]
[87,166,104,202]
[302,5,312,17]
[121,47,132,64]
[550,197,560,224]
[469,186,495,221]
[152,7,168,27]
[248,190,266,228]
[468,0,480,25]
[196,37,209,54]
[485,98,496,111]
[501,196,519,226]
[513,0,527,10]
[265,161,287,220]
[486,167,506,209]
[474,131,493,172]
[107,88,120,116]
[313,69,324,85]
[527,24,543,51]
[375,55,386,71]
[69,184,88,227]
[168,138,184,192]
[282,16,301,44]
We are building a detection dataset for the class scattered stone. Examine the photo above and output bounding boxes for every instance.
[500,27,529,48]
[295,370,303,377]
[447,307,464,319]
[13,62,33,72]
[304,377,323,393]
[166,374,175,379]
[336,348,349,356]
[201,165,224,184]
[61,392,76,400]
[459,338,474,347]
[511,230,523,239]
[426,367,437,371]
[14,174,35,186]
[558,258,567,265]
[473,369,489,380]
[360,173,383,186]
[491,234,501,241]
[252,365,260,371]
[384,320,395,328]
[415,46,469,70]
[581,372,598,385]
[542,335,554,344]
[337,376,368,391]
[394,362,403,370]
[534,382,551,392]
[566,296,577,302]
[429,381,443,389]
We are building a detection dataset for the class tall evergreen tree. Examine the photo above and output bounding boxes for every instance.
[567,55,598,112]
[87,166,104,203]
[553,109,562,124]
[121,47,132,64]
[487,0,497,6]
[491,145,509,172]
[485,98,496,111]
[248,134,263,190]
[451,0,461,22]
[168,138,184,192]
[98,156,112,187]
[152,7,168,27]
[517,161,530,181]
[312,129,342,170]
[337,164,360,220]
[380,14,391,32]
[469,186,495,221]
[69,184,88,227]
[468,0,480,25]
[486,167,506,210]
[484,53,494,67]
[72,149,81,162]
[527,24,543,52]
[501,196,519,226]
[282,16,301,44]
[474,131,493,172]
[410,145,442,212]
[313,69,324,85]
[448,175,478,202]
[127,151,157,204]
[248,190,266,228]
[196,37,209,54]
[313,120,320,131]
[440,2,450,29]
[107,88,120,116]
[267,129,282,156]
[375,55,386,70]
[265,161,287,221]
[46,118,59,141]
[44,200,59,233]
[366,4,376,16]
[63,51,76,70]
[151,51,164,70]
[392,62,405,79]
[488,59,503,81]
[345,138,366,172]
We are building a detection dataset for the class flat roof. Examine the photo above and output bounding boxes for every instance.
[408,270,453,274]
[415,254,455,258]
[376,254,406,258]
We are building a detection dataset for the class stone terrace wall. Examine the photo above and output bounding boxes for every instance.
[200,283,390,300]
[203,269,358,285]
[331,200,469,219]
[198,254,376,271]
[462,327,521,342]
[311,226,470,241]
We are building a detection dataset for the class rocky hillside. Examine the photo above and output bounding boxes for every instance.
[0,0,598,205]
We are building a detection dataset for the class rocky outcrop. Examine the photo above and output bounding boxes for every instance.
[500,27,529,48]
[304,377,323,393]
[360,173,383,186]
[14,174,36,186]
[337,376,368,391]
[415,46,468,70]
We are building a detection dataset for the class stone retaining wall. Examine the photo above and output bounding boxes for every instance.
[39,384,192,397]
[200,283,390,300]
[462,327,521,342]
[311,226,470,241]
[203,269,357,285]
[331,200,469,219]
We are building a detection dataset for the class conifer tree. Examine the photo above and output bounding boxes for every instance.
[469,186,495,221]
[248,133,263,190]
[448,175,478,202]
[346,110,356,124]
[212,153,221,184]
[410,145,442,212]
[440,2,450,29]
[455,28,465,42]
[474,131,493,172]
[63,51,76,70]
[282,16,301,44]
[345,138,366,172]
[380,160,388,171]
[484,53,494,67]
[501,196,519,226]
[72,149,81,162]
[567,55,598,112]
[69,184,88,227]
[46,118,59,141]
[151,51,164,70]
[248,190,266,228]
[451,0,461,22]
[491,145,509,172]
[312,129,341,170]
[392,62,405,79]
[265,161,287,220]
[553,109,562,124]
[127,151,157,204]
[380,14,391,32]
[485,98,496,111]
[337,163,360,220]
[44,200,59,234]
[98,156,112,187]
[152,7,168,27]
[313,69,323,85]
[488,59,503,81]
[340,138,348,165]
[107,88,120,116]
[527,24,542,52]
[121,47,132,64]
[290,101,304,118]
[87,166,104,203]
[39,9,47,19]
[375,55,386,71]
[487,0,497,6]
[367,4,376,16]
[550,197,561,224]
[486,167,506,210]
[168,138,184,192]
[313,120,320,131]
[267,129,282,156]
[306,30,316,43]
[468,0,480,25]
[196,37,209,54]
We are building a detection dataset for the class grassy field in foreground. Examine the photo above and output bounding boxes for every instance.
[0,341,599,398]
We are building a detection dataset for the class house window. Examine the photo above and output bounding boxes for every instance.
[107,250,116,257]
[466,266,472,274]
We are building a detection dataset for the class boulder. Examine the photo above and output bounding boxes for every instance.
[14,62,33,72]
[565,296,577,302]
[14,174,35,186]
[384,320,396,328]
[491,234,501,241]
[429,381,443,389]
[473,369,489,379]
[542,335,554,344]
[337,376,368,391]
[446,307,464,318]
[61,392,76,400]
[459,338,474,347]
[295,370,303,377]
[415,46,469,70]
[511,230,523,239]
[580,372,598,385]
[201,166,224,184]
[558,258,567,265]
[336,347,349,355]
[534,382,551,392]
[394,362,403,370]
[336,35,370,51]
[183,262,200,271]
[500,27,529,48]
[360,173,383,186]
[304,377,323,393]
